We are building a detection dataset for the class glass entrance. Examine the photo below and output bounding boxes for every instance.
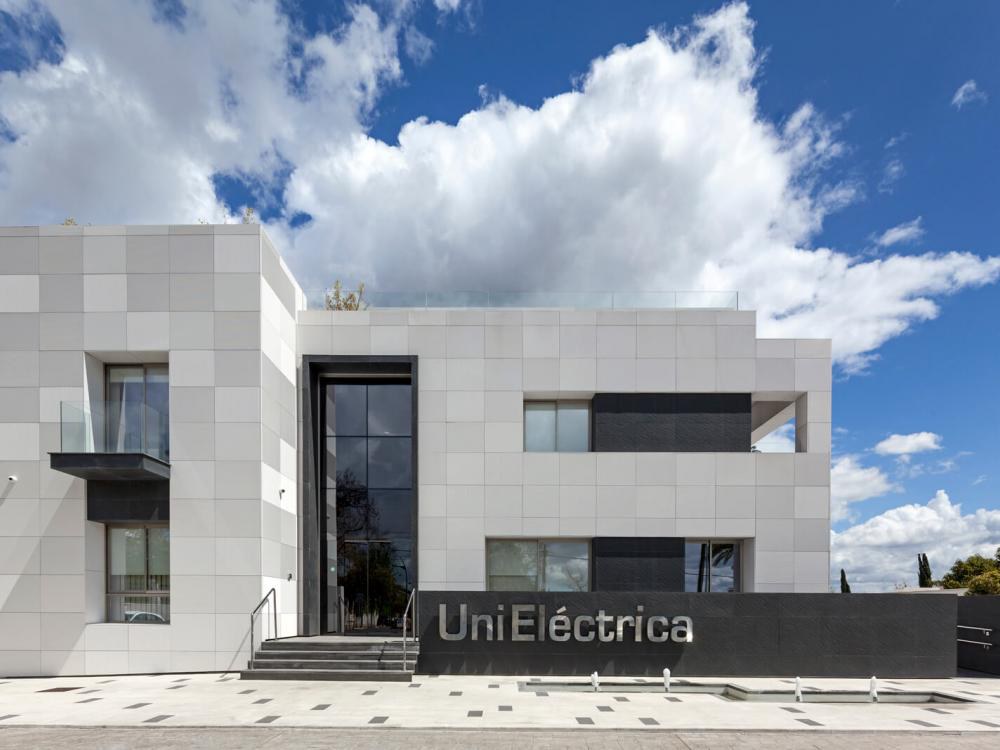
[323,379,414,634]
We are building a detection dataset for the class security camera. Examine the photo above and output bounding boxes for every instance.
[7,475,16,482]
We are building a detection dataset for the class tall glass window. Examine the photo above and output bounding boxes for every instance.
[107,525,170,623]
[487,539,590,591]
[684,541,741,592]
[523,401,590,452]
[325,381,413,632]
[106,364,169,460]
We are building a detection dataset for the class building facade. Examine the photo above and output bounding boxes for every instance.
[0,225,830,676]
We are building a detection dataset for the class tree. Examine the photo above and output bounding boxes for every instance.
[917,553,933,588]
[966,570,1000,596]
[325,280,366,311]
[62,217,77,225]
[939,551,998,589]
[241,206,257,224]
[839,569,851,594]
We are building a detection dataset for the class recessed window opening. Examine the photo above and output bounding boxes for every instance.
[487,539,590,592]
[106,524,170,623]
[523,401,590,452]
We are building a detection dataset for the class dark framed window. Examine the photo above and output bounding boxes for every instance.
[106,524,170,623]
[105,364,169,460]
[684,541,741,592]
[523,401,590,452]
[486,539,590,591]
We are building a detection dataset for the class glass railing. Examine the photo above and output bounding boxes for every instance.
[303,289,739,310]
[60,401,169,462]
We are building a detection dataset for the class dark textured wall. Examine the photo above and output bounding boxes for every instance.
[417,591,956,677]
[87,480,169,522]
[592,394,750,452]
[957,596,1000,675]
[591,537,685,592]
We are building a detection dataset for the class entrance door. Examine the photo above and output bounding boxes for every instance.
[339,539,409,633]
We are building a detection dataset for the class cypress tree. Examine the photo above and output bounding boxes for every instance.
[918,553,933,588]
[839,569,851,593]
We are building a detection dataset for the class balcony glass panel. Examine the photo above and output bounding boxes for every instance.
[59,400,169,461]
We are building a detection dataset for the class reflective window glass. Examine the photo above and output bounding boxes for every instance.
[108,527,146,592]
[145,365,169,459]
[542,541,590,591]
[368,438,412,489]
[367,490,413,538]
[684,542,710,592]
[107,367,144,453]
[556,402,590,452]
[333,384,367,436]
[367,384,411,436]
[710,543,739,592]
[487,540,538,591]
[524,402,556,452]
[334,437,368,488]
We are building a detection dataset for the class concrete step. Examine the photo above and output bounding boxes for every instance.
[250,658,415,670]
[259,640,416,653]
[253,651,418,661]
[240,668,413,682]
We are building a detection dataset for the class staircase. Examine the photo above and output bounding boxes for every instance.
[240,637,419,681]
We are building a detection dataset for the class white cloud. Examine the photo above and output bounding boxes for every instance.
[830,455,897,523]
[883,132,907,149]
[874,216,924,247]
[832,490,1000,591]
[878,157,905,194]
[952,79,988,109]
[403,25,434,65]
[433,0,465,11]
[874,431,942,456]
[753,421,795,453]
[0,2,998,376]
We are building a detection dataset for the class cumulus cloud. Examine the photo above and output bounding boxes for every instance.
[874,431,942,456]
[753,421,795,453]
[832,490,1000,591]
[830,455,897,523]
[0,2,998,375]
[951,79,987,109]
[874,217,924,248]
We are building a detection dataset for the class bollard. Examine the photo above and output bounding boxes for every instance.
[663,667,671,693]
[794,676,803,703]
[870,676,878,703]
[591,671,600,693]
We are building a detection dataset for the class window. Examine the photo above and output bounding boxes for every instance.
[106,364,169,460]
[107,525,170,623]
[487,539,590,591]
[684,541,741,592]
[523,401,590,452]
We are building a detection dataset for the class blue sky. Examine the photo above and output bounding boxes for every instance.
[0,0,997,588]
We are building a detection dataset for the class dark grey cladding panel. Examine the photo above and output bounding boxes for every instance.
[87,480,169,522]
[591,537,685,592]
[592,394,750,452]
[417,591,956,677]
[261,233,297,316]
[957,596,1000,675]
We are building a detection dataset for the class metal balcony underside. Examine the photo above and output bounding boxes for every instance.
[49,452,170,481]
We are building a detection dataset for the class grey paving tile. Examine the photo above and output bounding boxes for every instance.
[970,719,1000,728]
[124,703,151,710]
[576,717,594,725]
[924,707,951,714]
[97,680,115,684]
[535,691,549,697]
[498,705,512,711]
[166,685,186,690]
[75,698,101,704]
[597,706,613,712]
[369,716,388,724]
[37,687,81,693]
[172,678,190,683]
[237,689,255,695]
[613,696,629,702]
[665,696,681,702]
[363,690,378,696]
[256,716,280,724]
[488,684,500,689]
[780,707,805,713]
[638,717,659,726]
[0,716,17,722]
[906,719,938,728]
[408,684,420,688]
[467,710,483,717]
[78,689,99,694]
[252,698,272,704]
[143,715,172,723]
[796,718,823,727]
[311,704,330,711]
[449,691,462,696]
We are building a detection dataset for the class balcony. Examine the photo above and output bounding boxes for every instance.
[49,400,170,481]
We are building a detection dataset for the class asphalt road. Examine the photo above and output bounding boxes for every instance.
[0,727,996,749]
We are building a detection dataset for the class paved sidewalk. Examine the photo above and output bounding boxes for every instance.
[0,672,998,734]
[0,727,999,750]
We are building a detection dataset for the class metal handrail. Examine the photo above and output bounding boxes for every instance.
[248,588,277,670]
[957,638,992,649]
[402,588,417,672]
[957,625,993,636]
